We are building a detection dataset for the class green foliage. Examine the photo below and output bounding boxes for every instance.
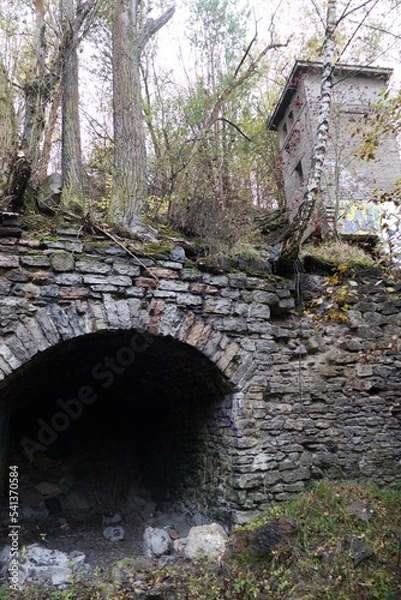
[0,581,107,600]
[357,88,401,162]
[187,0,249,77]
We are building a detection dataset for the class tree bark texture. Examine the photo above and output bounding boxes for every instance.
[0,61,16,203]
[60,0,85,212]
[111,0,146,227]
[21,0,98,187]
[110,0,174,229]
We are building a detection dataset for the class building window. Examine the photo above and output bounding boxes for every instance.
[294,160,304,183]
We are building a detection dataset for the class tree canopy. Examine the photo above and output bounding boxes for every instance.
[0,0,399,263]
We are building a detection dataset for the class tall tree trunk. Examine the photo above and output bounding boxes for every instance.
[60,0,85,213]
[279,0,337,264]
[109,0,174,229]
[37,85,62,184]
[0,60,16,206]
[20,0,98,196]
[141,64,170,197]
[22,0,48,176]
[111,0,146,228]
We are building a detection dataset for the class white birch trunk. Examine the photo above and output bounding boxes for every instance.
[280,0,337,263]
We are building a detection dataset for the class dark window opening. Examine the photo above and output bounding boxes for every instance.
[294,160,304,183]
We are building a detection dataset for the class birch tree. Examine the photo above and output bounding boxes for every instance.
[277,0,400,265]
[279,0,337,264]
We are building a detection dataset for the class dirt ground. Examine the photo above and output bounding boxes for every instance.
[0,506,192,581]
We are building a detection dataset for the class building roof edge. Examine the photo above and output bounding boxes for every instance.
[268,60,394,131]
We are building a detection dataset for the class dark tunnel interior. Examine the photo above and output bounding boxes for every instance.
[2,330,234,529]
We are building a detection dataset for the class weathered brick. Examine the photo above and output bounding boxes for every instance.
[76,258,111,274]
[0,254,19,268]
[145,267,179,280]
[60,287,89,300]
[20,254,50,268]
[50,251,75,272]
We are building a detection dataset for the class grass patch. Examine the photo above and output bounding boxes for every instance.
[301,241,376,268]
[2,481,400,599]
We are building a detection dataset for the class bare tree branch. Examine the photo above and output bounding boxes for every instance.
[234,32,257,79]
[352,20,401,41]
[337,0,379,24]
[338,0,380,62]
[139,4,175,54]
[217,118,252,141]
[309,0,326,28]
[170,37,289,216]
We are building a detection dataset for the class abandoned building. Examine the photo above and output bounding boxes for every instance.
[269,60,401,239]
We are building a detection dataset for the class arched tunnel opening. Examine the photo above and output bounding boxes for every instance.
[0,330,235,564]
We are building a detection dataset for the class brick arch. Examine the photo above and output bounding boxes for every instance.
[0,296,253,390]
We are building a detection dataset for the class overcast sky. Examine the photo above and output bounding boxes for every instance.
[155,0,401,84]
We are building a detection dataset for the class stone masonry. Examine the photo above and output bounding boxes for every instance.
[0,229,401,524]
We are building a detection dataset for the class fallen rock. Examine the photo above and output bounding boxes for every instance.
[34,481,61,497]
[184,523,228,561]
[173,538,187,554]
[343,536,375,566]
[169,246,185,263]
[103,525,125,542]
[346,501,374,523]
[168,529,181,541]
[143,527,173,559]
[230,515,298,556]
[36,172,62,215]
[138,585,177,599]
[103,512,123,525]
[107,557,149,584]
[130,219,160,243]
[0,543,87,588]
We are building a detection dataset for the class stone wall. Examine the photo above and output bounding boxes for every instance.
[0,230,400,525]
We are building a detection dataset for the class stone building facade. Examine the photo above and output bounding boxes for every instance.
[0,230,400,526]
[269,60,401,238]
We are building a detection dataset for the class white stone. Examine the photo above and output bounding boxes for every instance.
[0,543,87,588]
[173,538,187,553]
[103,525,125,542]
[184,523,228,561]
[143,527,173,559]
